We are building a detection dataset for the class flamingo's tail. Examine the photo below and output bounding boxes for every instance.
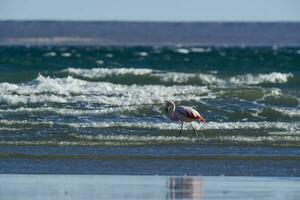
[197,115,206,123]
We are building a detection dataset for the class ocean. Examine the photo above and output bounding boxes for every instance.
[0,46,299,175]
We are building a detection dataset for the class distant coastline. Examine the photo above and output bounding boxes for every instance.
[0,21,300,46]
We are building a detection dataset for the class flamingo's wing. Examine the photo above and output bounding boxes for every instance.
[177,106,200,119]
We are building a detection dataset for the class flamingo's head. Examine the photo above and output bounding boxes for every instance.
[164,101,175,114]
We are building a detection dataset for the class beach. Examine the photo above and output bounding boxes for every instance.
[1,175,300,200]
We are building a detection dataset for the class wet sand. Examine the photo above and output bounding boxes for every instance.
[0,175,299,200]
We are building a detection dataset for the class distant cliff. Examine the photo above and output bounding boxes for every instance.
[1,21,300,46]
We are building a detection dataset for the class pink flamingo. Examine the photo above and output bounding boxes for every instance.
[164,101,206,136]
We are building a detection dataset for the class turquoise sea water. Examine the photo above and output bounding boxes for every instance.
[0,46,299,175]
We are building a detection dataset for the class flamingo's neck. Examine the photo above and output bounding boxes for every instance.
[167,104,176,120]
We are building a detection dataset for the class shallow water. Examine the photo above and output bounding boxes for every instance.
[0,46,299,175]
[1,175,300,200]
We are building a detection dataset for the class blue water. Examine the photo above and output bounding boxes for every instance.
[0,46,299,175]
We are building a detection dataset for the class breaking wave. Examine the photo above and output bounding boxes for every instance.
[0,128,299,147]
[0,119,298,132]
[0,66,298,148]
[63,67,154,78]
[62,67,293,85]
[273,108,300,117]
[65,121,300,131]
[0,106,137,116]
[0,74,211,105]
[229,72,293,85]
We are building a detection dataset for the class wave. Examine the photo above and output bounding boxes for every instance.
[0,106,137,116]
[0,119,298,132]
[0,94,69,104]
[63,67,154,78]
[0,120,53,128]
[71,133,195,143]
[229,72,293,85]
[0,135,197,146]
[219,135,300,143]
[65,121,299,131]
[63,67,223,85]
[273,108,300,117]
[157,72,293,85]
[0,127,29,131]
[190,47,211,53]
[175,48,190,54]
[1,105,299,123]
[155,72,225,85]
[173,47,212,54]
[0,75,211,105]
[61,67,293,86]
[0,132,299,147]
[72,133,300,144]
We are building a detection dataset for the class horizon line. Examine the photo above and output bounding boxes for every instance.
[1,19,300,23]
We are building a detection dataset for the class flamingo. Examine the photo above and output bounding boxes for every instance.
[164,101,206,136]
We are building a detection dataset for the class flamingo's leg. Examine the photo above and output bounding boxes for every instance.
[179,121,183,135]
[189,122,198,137]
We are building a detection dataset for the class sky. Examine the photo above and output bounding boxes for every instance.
[0,0,300,22]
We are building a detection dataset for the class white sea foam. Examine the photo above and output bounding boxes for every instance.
[0,70,294,106]
[66,121,299,131]
[267,88,282,97]
[71,134,195,142]
[220,135,300,143]
[156,72,225,85]
[202,121,299,131]
[64,67,225,85]
[273,108,300,117]
[0,127,30,131]
[229,72,293,85]
[64,67,154,78]
[0,106,137,116]
[1,119,297,132]
[175,48,190,54]
[62,68,293,86]
[0,94,68,104]
[190,47,211,53]
[0,119,53,126]
[0,134,197,146]
[157,72,194,83]
[61,52,72,57]
[95,60,104,65]
[269,131,300,135]
[0,75,211,105]
[136,52,148,56]
[1,133,298,146]
[1,133,299,146]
